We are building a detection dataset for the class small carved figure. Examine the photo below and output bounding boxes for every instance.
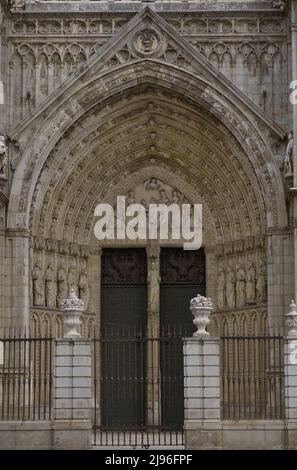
[45,263,56,308]
[236,265,246,308]
[148,259,160,313]
[246,262,256,304]
[57,265,67,307]
[284,131,293,174]
[256,262,267,303]
[68,266,77,295]
[78,268,89,309]
[217,265,225,311]
[226,267,236,310]
[32,263,44,306]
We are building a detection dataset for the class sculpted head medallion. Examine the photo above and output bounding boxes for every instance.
[132,28,163,57]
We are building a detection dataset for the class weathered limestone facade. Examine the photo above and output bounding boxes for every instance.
[0,0,295,336]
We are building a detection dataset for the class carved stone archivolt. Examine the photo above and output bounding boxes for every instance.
[24,83,273,246]
[9,56,285,236]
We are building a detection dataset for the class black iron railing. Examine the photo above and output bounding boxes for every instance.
[220,336,284,420]
[0,332,54,421]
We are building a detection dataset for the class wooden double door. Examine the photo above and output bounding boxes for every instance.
[100,247,206,428]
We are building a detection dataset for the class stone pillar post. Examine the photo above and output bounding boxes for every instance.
[53,290,92,449]
[183,294,222,449]
[284,300,297,448]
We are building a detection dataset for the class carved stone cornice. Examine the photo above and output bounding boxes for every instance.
[10,1,285,16]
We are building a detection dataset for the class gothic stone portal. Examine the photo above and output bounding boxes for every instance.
[0,5,290,343]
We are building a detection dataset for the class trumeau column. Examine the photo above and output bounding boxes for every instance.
[146,242,160,336]
[146,242,160,426]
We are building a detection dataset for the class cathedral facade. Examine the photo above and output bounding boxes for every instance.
[0,0,294,339]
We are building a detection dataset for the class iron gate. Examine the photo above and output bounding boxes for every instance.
[92,334,184,448]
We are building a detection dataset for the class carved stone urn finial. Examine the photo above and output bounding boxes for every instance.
[190,294,213,339]
[285,300,297,338]
[60,288,85,338]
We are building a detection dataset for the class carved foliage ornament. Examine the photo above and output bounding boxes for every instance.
[190,294,213,309]
[60,288,85,313]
